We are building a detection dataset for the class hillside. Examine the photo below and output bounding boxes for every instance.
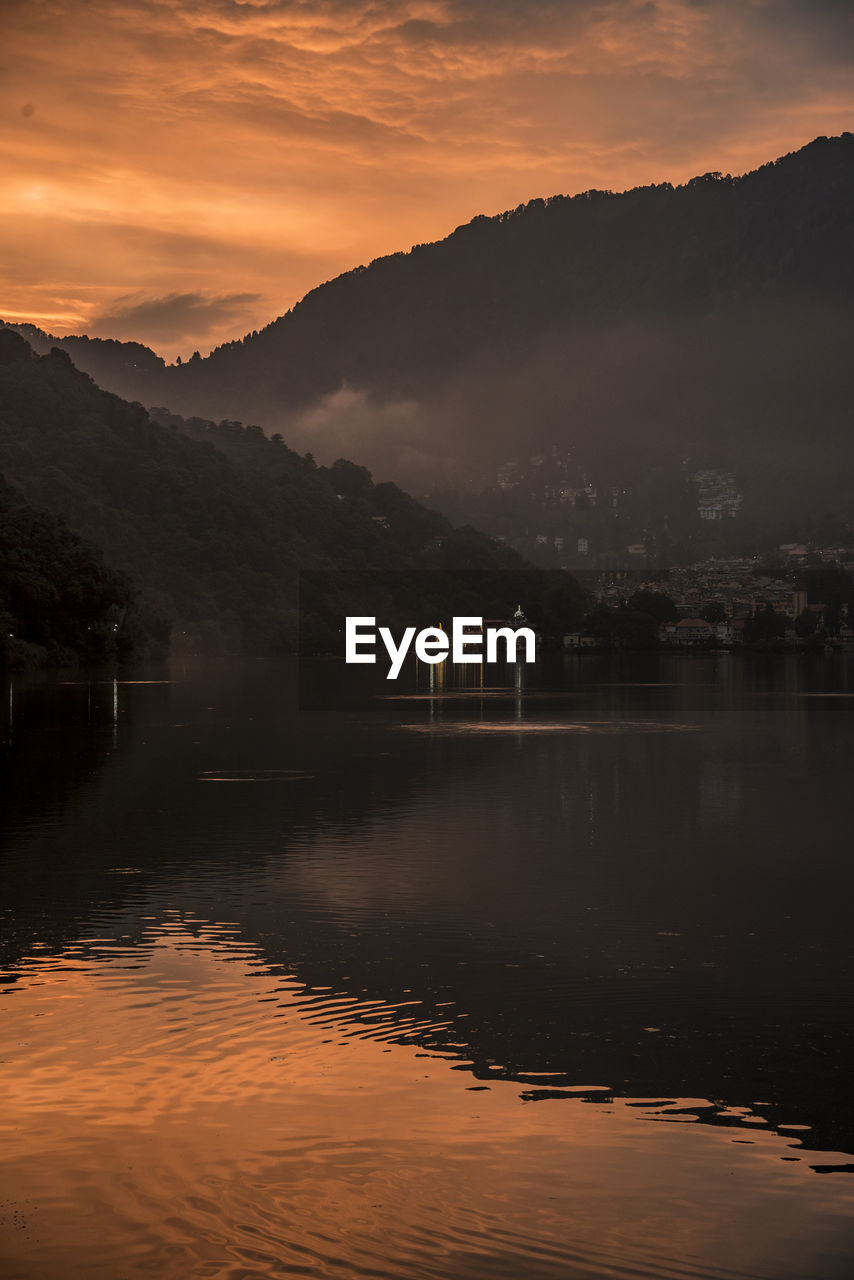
[0,473,161,667]
[0,331,584,652]
[7,134,854,560]
[6,135,853,498]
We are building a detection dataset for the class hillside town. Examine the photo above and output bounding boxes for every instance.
[428,450,854,651]
[564,551,854,650]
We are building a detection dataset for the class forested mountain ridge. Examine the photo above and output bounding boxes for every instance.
[6,133,853,536]
[11,134,854,405]
[163,132,854,409]
[7,133,852,404]
[0,331,581,653]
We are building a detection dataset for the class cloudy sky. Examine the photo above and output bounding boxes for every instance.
[1,0,852,358]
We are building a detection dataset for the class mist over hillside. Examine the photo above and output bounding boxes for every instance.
[0,331,585,653]
[6,133,854,547]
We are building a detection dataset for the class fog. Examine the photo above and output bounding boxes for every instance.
[270,301,852,517]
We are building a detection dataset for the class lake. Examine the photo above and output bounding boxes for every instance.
[2,653,853,1279]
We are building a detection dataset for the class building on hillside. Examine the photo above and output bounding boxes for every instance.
[673,617,714,645]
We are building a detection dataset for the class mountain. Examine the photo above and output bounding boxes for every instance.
[0,331,584,652]
[6,133,853,553]
[7,135,853,437]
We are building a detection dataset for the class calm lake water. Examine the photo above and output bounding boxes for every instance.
[2,654,854,1279]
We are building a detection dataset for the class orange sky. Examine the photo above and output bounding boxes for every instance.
[2,0,852,359]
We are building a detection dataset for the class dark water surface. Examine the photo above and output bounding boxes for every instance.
[2,654,854,1279]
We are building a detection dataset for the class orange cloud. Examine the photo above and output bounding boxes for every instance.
[1,0,852,357]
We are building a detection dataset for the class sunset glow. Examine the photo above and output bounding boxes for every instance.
[2,0,853,357]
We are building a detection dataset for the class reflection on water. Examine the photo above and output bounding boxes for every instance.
[1,654,854,1278]
[402,719,701,733]
[3,923,853,1280]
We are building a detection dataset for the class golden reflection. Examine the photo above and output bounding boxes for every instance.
[1,926,853,1279]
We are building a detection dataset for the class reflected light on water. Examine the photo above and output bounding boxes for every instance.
[4,656,854,1279]
[403,720,701,735]
[1,919,853,1280]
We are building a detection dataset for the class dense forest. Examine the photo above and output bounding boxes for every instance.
[0,331,586,654]
[7,134,853,539]
[0,473,163,667]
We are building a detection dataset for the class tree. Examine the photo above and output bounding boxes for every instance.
[794,608,818,638]
[628,589,678,624]
[327,458,372,495]
[700,601,727,625]
[745,603,787,643]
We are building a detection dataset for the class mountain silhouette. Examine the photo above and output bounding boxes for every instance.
[5,133,853,527]
[1,330,586,653]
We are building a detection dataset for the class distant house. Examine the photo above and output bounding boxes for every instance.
[674,617,713,645]
[563,632,597,649]
[371,515,390,530]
